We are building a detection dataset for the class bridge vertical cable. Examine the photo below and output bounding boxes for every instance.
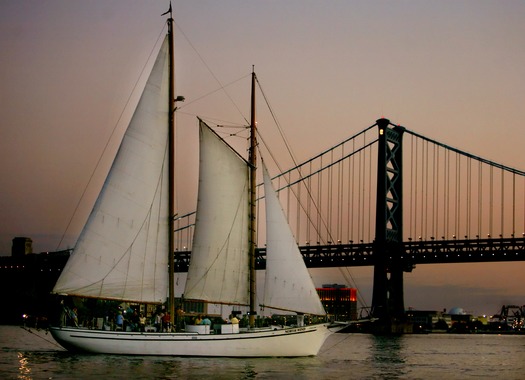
[404,128,525,242]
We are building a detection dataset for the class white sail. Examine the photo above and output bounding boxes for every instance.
[52,38,171,303]
[262,165,326,315]
[184,121,250,305]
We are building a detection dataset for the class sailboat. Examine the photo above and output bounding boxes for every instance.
[49,10,344,357]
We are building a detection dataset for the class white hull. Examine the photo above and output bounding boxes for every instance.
[50,323,335,357]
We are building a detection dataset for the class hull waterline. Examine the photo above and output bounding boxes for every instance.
[50,324,334,357]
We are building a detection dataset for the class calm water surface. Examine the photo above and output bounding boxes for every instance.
[1,325,524,379]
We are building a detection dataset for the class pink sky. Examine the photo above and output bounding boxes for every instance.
[1,1,524,315]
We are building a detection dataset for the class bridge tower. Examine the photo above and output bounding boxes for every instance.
[371,118,409,333]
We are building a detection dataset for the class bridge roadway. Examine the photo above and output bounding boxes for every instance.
[173,237,525,272]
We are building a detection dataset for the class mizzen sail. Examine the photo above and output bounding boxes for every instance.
[262,165,326,315]
[184,121,250,305]
[52,38,171,303]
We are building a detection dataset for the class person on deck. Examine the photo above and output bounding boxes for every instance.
[162,312,171,332]
[230,315,239,324]
[139,313,146,332]
[201,316,211,325]
[116,311,124,331]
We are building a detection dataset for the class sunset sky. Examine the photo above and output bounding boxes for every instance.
[1,1,524,316]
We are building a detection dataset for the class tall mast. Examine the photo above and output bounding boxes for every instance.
[167,11,176,330]
[248,69,257,328]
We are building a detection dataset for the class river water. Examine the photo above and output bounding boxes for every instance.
[1,325,524,379]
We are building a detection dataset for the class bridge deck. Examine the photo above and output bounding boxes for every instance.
[173,237,525,272]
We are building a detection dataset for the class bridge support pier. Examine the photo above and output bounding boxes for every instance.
[371,118,410,333]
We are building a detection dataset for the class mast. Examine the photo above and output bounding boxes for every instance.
[167,10,176,330]
[248,69,257,328]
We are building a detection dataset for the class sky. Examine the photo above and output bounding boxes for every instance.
[1,0,524,316]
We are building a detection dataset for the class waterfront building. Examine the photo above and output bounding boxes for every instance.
[317,284,357,321]
[0,240,70,324]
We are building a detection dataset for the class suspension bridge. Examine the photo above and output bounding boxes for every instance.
[173,118,525,332]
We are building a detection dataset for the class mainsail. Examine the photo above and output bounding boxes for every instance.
[184,121,250,305]
[52,38,171,303]
[262,165,326,315]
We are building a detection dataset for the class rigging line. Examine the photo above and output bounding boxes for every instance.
[255,76,298,168]
[257,133,323,242]
[215,128,247,139]
[256,75,333,242]
[180,74,250,109]
[55,24,167,251]
[256,79,370,245]
[20,326,64,351]
[258,126,378,244]
[261,71,378,177]
[272,141,377,190]
[178,110,246,129]
[276,124,377,178]
[173,19,249,124]
[318,331,352,354]
[337,267,367,308]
